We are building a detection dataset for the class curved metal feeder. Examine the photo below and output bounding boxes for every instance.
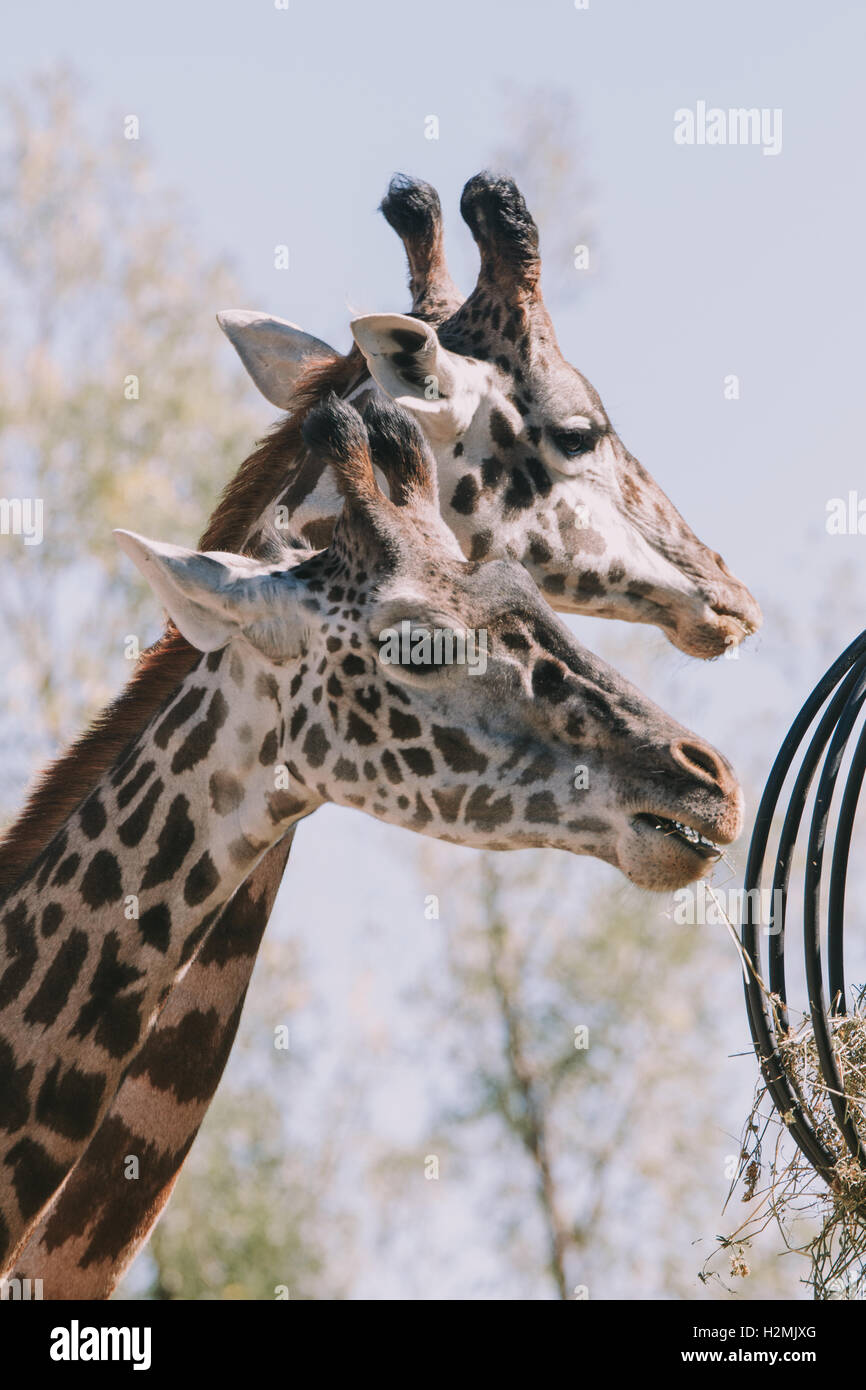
[741,629,866,1182]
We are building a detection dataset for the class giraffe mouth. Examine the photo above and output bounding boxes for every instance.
[632,812,722,861]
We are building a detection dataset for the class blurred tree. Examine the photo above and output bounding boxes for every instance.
[118,929,352,1300]
[141,1089,328,1301]
[493,84,596,305]
[0,67,260,809]
[396,847,765,1298]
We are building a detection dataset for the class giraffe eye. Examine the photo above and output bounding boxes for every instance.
[394,625,453,671]
[376,616,478,682]
[552,429,595,459]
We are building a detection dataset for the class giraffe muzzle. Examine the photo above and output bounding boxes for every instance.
[615,730,742,888]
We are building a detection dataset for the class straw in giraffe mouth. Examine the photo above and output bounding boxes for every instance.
[633,812,722,860]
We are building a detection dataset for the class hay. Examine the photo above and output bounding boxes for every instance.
[705,985,866,1299]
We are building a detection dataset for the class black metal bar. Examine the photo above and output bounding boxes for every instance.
[827,718,866,1013]
[767,665,864,1025]
[802,666,866,1162]
[741,629,866,1180]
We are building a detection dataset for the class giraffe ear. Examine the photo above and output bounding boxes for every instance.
[114,531,312,662]
[350,313,481,437]
[218,310,339,409]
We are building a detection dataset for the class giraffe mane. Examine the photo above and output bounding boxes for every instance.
[0,346,367,902]
[199,347,367,551]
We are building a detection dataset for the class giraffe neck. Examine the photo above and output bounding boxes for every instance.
[0,646,317,1271]
[0,385,345,1282]
[11,833,295,1296]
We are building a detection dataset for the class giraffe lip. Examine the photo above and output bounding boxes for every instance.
[710,610,759,640]
[632,812,722,860]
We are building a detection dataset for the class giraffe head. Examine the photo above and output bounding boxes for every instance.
[218,173,761,660]
[120,397,741,891]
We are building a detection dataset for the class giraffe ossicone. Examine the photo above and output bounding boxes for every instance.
[0,396,741,1276]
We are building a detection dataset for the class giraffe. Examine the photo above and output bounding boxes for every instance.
[220,172,762,660]
[8,175,759,1298]
[0,395,741,1277]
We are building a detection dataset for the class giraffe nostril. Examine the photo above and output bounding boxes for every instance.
[671,739,729,791]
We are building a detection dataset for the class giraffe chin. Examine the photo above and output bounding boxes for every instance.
[667,604,763,661]
[619,813,728,892]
